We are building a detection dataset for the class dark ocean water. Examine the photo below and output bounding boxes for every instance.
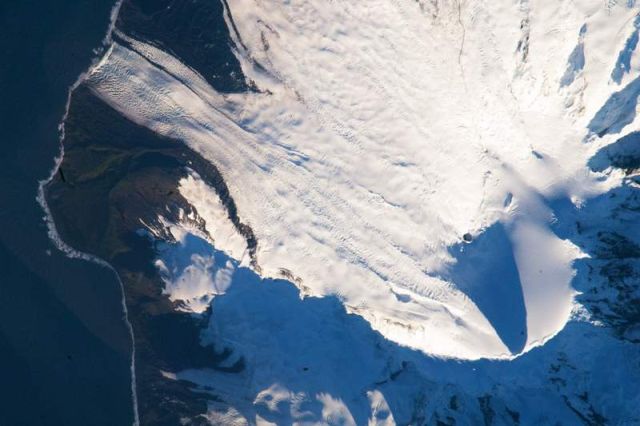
[0,1,135,424]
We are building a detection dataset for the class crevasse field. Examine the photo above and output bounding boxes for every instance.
[42,0,640,423]
[89,0,637,359]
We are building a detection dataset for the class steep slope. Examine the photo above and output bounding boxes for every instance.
[43,0,640,424]
[87,0,638,359]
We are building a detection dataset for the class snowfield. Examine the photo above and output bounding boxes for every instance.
[87,0,640,360]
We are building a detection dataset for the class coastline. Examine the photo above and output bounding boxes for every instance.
[35,1,140,425]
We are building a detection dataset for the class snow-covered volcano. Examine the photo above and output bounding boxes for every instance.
[86,0,639,360]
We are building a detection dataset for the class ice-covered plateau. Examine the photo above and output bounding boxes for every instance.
[87,0,640,360]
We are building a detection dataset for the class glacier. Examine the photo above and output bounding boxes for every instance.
[87,0,636,359]
[42,0,640,423]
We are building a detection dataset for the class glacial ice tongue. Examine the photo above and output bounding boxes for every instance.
[88,1,640,359]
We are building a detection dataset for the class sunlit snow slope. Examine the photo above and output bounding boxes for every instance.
[87,0,640,359]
